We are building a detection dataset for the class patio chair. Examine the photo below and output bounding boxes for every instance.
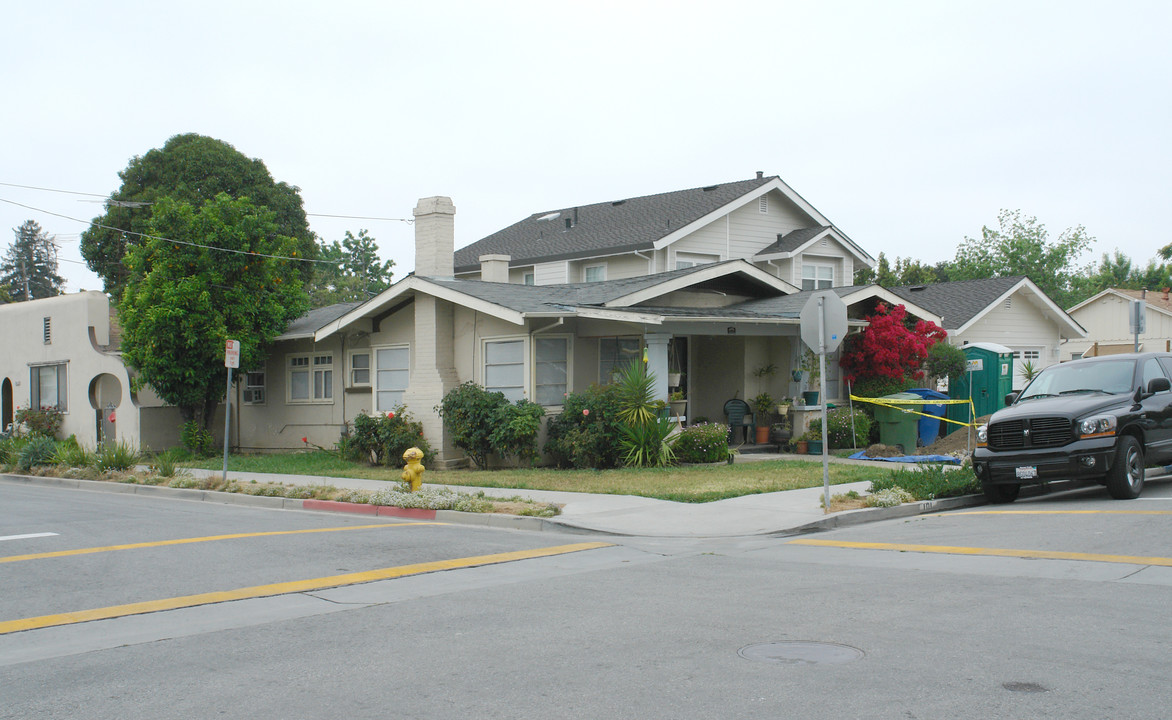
[723,398,755,444]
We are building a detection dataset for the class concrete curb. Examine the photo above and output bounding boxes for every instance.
[770,493,990,536]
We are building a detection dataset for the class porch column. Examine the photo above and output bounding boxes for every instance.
[645,333,671,402]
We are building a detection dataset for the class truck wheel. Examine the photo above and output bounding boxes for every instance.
[983,482,1020,504]
[1106,435,1144,500]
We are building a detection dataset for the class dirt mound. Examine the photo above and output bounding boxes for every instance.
[918,415,991,456]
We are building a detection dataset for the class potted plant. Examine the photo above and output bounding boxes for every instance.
[800,349,821,406]
[750,392,774,443]
[801,430,823,455]
[669,390,687,417]
[776,396,792,416]
[668,342,683,387]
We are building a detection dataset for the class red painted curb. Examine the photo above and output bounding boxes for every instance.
[377,506,436,520]
[302,499,377,515]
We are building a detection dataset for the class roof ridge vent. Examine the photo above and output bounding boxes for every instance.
[702,185,719,191]
[612,199,626,206]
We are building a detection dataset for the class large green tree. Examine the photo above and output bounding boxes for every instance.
[81,134,317,298]
[951,209,1094,307]
[310,229,395,305]
[118,194,310,429]
[1,220,65,301]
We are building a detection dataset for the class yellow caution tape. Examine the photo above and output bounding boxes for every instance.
[848,394,978,429]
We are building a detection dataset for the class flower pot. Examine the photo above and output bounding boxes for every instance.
[669,399,687,417]
[668,373,682,386]
[802,390,820,406]
[776,405,789,416]
[807,440,823,455]
[795,440,809,454]
[755,425,770,444]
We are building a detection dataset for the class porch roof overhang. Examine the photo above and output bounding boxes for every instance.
[602,259,798,307]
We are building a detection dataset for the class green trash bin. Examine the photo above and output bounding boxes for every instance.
[874,392,921,453]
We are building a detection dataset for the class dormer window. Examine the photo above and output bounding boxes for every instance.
[802,263,834,290]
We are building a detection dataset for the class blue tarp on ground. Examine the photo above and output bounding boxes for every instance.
[848,451,961,464]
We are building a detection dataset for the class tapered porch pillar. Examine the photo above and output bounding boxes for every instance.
[644,333,672,402]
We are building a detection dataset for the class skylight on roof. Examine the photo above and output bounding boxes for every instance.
[537,212,561,222]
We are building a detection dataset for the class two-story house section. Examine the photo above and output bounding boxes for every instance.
[453,172,874,288]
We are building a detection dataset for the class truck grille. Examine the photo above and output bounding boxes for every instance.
[987,417,1072,450]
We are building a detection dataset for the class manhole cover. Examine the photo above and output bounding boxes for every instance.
[738,641,864,666]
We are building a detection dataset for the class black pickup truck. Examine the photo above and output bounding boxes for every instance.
[972,352,1172,503]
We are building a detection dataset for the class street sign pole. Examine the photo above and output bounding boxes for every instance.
[800,290,848,514]
[818,296,831,510]
[222,339,240,483]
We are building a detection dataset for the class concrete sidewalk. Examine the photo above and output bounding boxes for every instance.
[176,452,980,538]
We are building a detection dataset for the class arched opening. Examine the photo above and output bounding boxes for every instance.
[88,374,123,445]
[1,378,12,433]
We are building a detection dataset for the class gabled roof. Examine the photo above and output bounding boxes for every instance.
[1067,288,1172,318]
[887,276,1085,338]
[452,175,865,272]
[276,301,364,340]
[753,225,873,265]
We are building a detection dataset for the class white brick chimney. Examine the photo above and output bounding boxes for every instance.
[479,254,511,283]
[413,196,456,278]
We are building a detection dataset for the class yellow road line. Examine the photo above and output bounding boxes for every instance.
[0,523,446,564]
[0,541,612,635]
[955,510,1172,516]
[788,538,1172,567]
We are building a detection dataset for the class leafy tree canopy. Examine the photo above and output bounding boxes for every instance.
[950,209,1094,307]
[118,193,309,428]
[854,252,955,288]
[310,229,395,306]
[81,134,316,297]
[1,220,65,301]
[839,303,946,385]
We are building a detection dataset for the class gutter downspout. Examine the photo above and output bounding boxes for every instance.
[634,249,654,274]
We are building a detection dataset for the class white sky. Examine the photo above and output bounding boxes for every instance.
[3,0,1169,293]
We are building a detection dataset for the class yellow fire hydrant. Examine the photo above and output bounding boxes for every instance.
[401,447,425,492]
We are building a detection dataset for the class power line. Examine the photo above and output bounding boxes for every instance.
[0,180,414,223]
[0,196,342,266]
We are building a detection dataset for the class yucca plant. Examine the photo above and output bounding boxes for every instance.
[614,360,657,426]
[96,440,140,472]
[18,436,57,472]
[54,438,97,468]
[148,449,180,478]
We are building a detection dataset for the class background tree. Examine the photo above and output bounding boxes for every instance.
[855,252,953,287]
[951,209,1094,307]
[118,194,309,429]
[81,134,317,298]
[1067,250,1172,302]
[310,229,396,305]
[0,220,65,301]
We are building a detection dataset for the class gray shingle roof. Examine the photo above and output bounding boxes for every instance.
[453,176,776,272]
[755,226,831,256]
[886,276,1026,329]
[278,301,365,338]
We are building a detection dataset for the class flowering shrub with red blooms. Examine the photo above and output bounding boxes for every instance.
[839,303,947,385]
[347,406,434,467]
[544,384,625,469]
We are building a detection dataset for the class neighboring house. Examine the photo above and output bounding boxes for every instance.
[1065,288,1172,360]
[0,292,180,448]
[454,172,874,290]
[887,276,1086,390]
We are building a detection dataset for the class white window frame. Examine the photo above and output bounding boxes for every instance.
[29,362,67,412]
[522,272,535,286]
[286,353,334,403]
[483,335,528,403]
[801,262,834,290]
[675,252,719,270]
[584,264,607,283]
[533,335,572,407]
[373,344,410,413]
[243,370,266,405]
[349,350,371,387]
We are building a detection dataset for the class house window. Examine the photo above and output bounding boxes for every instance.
[30,363,66,412]
[584,264,607,283]
[288,354,333,402]
[350,351,371,386]
[485,338,526,402]
[535,337,570,406]
[523,272,535,286]
[759,195,768,213]
[43,318,51,345]
[375,346,410,412]
[599,337,641,383]
[676,252,719,269]
[243,371,265,404]
[801,263,833,290]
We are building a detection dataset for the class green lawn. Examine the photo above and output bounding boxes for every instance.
[186,451,892,503]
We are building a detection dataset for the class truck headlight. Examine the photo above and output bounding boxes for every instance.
[1079,415,1117,438]
[976,424,987,445]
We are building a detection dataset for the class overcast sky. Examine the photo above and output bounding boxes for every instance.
[3,0,1169,294]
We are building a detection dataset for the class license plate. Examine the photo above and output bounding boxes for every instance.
[1015,466,1038,479]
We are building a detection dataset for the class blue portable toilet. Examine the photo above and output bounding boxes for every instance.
[906,388,949,446]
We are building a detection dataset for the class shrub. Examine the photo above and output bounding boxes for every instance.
[437,383,545,469]
[870,462,979,500]
[674,422,731,463]
[149,449,180,478]
[349,407,435,467]
[926,342,966,384]
[867,487,915,507]
[368,485,494,512]
[18,436,58,471]
[544,384,625,469]
[181,421,215,458]
[96,440,140,472]
[14,406,63,439]
[54,437,96,468]
[849,375,914,400]
[805,407,873,449]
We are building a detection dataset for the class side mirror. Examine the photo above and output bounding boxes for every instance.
[1148,377,1171,394]
[1005,392,1019,406]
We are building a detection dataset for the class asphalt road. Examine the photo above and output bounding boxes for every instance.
[3,480,1172,719]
